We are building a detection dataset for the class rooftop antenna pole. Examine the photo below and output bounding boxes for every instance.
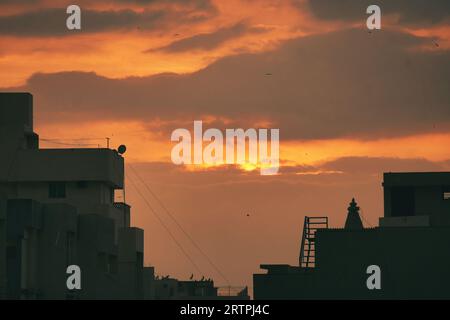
[106,137,110,149]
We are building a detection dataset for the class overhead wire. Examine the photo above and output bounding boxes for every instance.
[360,207,374,228]
[40,139,99,147]
[126,171,204,276]
[40,137,108,147]
[127,163,230,285]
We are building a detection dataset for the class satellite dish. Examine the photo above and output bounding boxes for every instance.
[118,145,127,155]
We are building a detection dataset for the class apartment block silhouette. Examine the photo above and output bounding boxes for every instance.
[0,93,248,300]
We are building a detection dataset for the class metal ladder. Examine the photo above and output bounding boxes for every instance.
[299,216,328,268]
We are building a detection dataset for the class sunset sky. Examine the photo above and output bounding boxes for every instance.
[1,0,449,292]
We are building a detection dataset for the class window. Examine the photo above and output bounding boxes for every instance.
[49,182,66,198]
[443,187,450,200]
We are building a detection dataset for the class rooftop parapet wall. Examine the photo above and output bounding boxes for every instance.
[0,93,125,188]
[0,93,33,130]
[7,148,124,188]
[384,172,450,187]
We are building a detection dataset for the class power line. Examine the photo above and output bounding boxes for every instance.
[126,172,204,276]
[40,137,109,147]
[128,163,230,285]
[41,137,106,141]
[40,139,99,147]
[360,207,374,228]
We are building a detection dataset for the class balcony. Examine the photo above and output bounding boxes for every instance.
[9,148,124,188]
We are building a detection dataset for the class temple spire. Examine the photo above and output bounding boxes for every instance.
[344,198,364,230]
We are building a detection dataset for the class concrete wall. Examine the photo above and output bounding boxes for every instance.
[384,172,450,226]
[154,278,178,299]
[254,226,450,299]
[254,270,318,300]
[10,149,124,189]
[143,266,156,299]
[77,214,119,299]
[15,181,111,206]
[4,202,141,300]
[11,182,128,243]
[38,203,77,299]
[315,227,450,299]
[118,227,144,299]
[6,199,42,299]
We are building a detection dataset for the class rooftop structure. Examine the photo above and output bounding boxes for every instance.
[254,171,450,299]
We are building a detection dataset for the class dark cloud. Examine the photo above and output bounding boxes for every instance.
[0,0,214,9]
[304,0,450,26]
[5,28,450,140]
[0,0,40,6]
[0,0,216,37]
[0,8,166,36]
[147,22,267,53]
[0,0,38,4]
[113,0,215,10]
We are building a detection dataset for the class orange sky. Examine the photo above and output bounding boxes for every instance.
[1,0,450,290]
[0,0,450,170]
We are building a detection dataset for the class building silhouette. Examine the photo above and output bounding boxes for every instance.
[254,172,450,299]
[0,92,248,300]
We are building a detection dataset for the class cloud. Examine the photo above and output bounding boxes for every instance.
[0,0,216,37]
[0,0,38,4]
[147,22,268,53]
[133,156,448,178]
[113,0,215,10]
[0,0,214,8]
[319,156,445,174]
[304,0,450,26]
[0,8,166,36]
[5,28,450,140]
